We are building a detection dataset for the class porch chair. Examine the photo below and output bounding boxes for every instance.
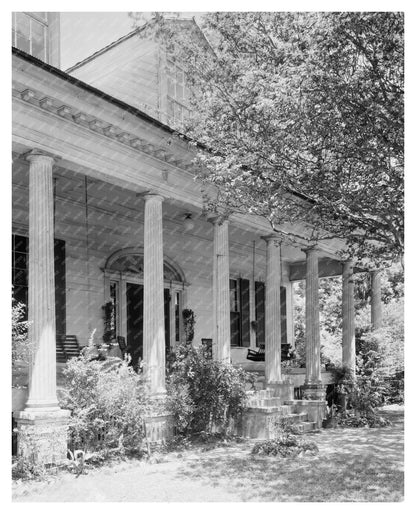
[246,343,265,361]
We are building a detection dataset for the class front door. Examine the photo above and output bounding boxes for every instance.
[126,282,143,369]
[126,283,171,369]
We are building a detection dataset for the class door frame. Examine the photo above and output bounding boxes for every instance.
[103,268,186,350]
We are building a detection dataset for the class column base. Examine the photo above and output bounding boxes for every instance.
[144,413,174,443]
[265,380,294,401]
[302,383,327,401]
[14,408,71,466]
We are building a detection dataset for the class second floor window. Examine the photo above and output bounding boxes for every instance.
[12,12,47,62]
[167,59,190,124]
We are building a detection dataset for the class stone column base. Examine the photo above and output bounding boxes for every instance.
[265,380,294,401]
[144,413,174,443]
[302,383,327,401]
[14,409,71,466]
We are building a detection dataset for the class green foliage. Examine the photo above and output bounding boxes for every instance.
[59,351,156,455]
[166,343,254,436]
[251,420,319,457]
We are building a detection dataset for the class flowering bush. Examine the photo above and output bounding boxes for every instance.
[166,343,254,436]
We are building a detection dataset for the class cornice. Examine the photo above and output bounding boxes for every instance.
[13,86,197,175]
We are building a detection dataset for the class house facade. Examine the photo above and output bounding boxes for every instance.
[12,13,383,462]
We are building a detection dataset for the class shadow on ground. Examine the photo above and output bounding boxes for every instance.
[174,415,404,502]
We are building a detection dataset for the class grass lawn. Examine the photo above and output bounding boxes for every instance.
[173,408,404,502]
[12,408,404,502]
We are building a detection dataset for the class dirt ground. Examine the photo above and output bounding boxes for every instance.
[12,406,404,502]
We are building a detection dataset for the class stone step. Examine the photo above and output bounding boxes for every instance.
[283,412,309,423]
[291,421,317,433]
[247,397,282,408]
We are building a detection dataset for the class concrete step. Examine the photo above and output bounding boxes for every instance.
[247,397,282,408]
[283,412,309,423]
[292,421,318,433]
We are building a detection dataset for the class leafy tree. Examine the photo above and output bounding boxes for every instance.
[136,12,403,264]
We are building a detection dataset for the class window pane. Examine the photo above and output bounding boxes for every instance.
[167,99,174,119]
[175,292,180,342]
[176,104,183,122]
[167,77,175,97]
[109,281,118,336]
[14,252,27,269]
[176,83,184,100]
[176,67,184,84]
[14,269,28,286]
[31,19,46,60]
[13,235,28,252]
[230,279,239,312]
[15,13,30,53]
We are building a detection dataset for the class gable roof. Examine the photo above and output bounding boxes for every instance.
[65,17,212,73]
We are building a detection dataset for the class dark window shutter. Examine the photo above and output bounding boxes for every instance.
[54,238,66,337]
[280,286,287,346]
[164,288,171,354]
[239,278,250,347]
[12,235,66,336]
[255,281,265,346]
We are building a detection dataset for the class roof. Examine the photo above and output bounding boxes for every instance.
[65,17,213,73]
[12,46,313,206]
[12,46,187,139]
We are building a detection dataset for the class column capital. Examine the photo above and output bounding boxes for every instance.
[261,233,284,245]
[206,212,229,226]
[342,259,355,270]
[301,245,319,255]
[25,149,57,164]
[143,193,164,203]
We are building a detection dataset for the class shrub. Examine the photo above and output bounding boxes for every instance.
[166,343,254,436]
[336,412,391,428]
[59,350,157,456]
[251,420,319,457]
[12,299,31,366]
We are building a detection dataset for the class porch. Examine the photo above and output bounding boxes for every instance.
[12,49,383,462]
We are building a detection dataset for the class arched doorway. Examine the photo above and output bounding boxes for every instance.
[103,247,187,368]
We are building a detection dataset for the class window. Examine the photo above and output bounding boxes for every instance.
[166,59,190,124]
[12,234,66,334]
[12,12,48,61]
[12,234,28,318]
[229,278,250,347]
[175,291,181,342]
[109,281,119,337]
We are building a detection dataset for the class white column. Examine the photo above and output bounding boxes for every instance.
[263,235,282,383]
[303,247,321,387]
[212,217,231,362]
[342,260,356,374]
[15,150,70,466]
[25,151,59,410]
[371,270,382,330]
[143,194,166,395]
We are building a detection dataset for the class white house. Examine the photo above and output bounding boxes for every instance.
[12,12,382,462]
